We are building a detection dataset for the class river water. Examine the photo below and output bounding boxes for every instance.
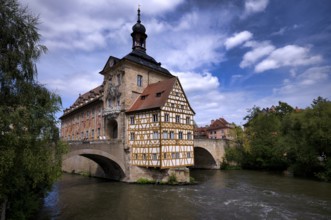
[37,170,331,220]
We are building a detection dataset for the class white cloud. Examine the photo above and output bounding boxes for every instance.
[20,0,185,52]
[173,71,220,92]
[255,45,323,73]
[42,71,102,98]
[161,34,224,71]
[297,66,330,86]
[172,70,255,125]
[224,31,253,50]
[272,66,331,105]
[240,41,275,68]
[244,0,269,15]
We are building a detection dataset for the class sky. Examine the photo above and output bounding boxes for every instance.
[19,0,331,126]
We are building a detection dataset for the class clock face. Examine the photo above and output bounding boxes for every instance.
[109,59,114,67]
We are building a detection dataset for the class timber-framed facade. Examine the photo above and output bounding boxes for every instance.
[127,78,195,168]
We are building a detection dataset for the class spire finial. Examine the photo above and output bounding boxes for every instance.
[137,5,141,23]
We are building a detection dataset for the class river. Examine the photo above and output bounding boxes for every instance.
[37,170,331,220]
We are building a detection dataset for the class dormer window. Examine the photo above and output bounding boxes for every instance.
[141,95,147,100]
[156,92,162,97]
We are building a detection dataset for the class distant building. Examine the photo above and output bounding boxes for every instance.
[195,117,234,140]
[60,8,195,170]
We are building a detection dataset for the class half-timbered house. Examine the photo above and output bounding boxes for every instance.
[127,77,195,168]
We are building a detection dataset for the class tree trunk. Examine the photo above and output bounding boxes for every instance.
[1,198,7,220]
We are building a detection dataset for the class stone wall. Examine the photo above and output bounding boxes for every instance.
[62,155,106,178]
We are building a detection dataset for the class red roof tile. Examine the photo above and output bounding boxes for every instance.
[61,85,104,118]
[127,77,177,113]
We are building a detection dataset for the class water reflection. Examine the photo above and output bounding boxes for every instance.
[37,170,331,220]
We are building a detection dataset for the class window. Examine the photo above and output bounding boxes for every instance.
[153,114,158,122]
[86,130,89,139]
[152,153,157,160]
[187,152,191,158]
[163,131,168,139]
[81,132,84,139]
[173,152,180,159]
[142,154,147,160]
[130,132,135,140]
[171,103,175,108]
[164,113,169,122]
[141,95,147,100]
[153,131,159,139]
[175,92,179,96]
[130,116,135,125]
[97,128,100,137]
[178,131,183,139]
[170,131,175,139]
[137,75,142,87]
[156,92,162,97]
[134,154,138,160]
[175,115,180,123]
[187,132,192,140]
[163,153,167,159]
[186,117,190,124]
[91,129,94,140]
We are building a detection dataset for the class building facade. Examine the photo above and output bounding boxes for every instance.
[194,118,234,140]
[60,8,195,181]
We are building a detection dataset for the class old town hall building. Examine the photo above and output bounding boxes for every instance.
[60,9,195,181]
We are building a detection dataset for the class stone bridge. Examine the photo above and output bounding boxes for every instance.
[62,139,228,180]
[193,139,227,169]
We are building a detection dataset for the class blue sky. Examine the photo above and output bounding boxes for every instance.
[19,0,331,126]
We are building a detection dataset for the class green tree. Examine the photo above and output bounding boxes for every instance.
[238,98,331,181]
[283,97,331,180]
[0,0,66,218]
[241,102,295,170]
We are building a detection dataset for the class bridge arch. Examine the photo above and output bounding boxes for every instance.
[63,149,125,180]
[193,146,218,169]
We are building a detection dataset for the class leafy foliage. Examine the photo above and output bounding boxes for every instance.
[226,98,331,181]
[0,0,67,218]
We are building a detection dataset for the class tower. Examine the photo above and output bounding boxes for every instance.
[131,7,147,52]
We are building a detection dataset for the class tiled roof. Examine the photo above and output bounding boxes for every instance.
[123,50,172,76]
[60,85,104,118]
[126,77,177,113]
[206,118,232,130]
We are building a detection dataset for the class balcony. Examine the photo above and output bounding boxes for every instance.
[103,106,121,118]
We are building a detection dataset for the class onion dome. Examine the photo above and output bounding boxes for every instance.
[131,7,147,52]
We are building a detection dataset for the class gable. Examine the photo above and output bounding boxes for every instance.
[162,79,195,115]
[99,56,120,75]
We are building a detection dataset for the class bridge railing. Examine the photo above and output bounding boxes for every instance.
[66,139,122,146]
